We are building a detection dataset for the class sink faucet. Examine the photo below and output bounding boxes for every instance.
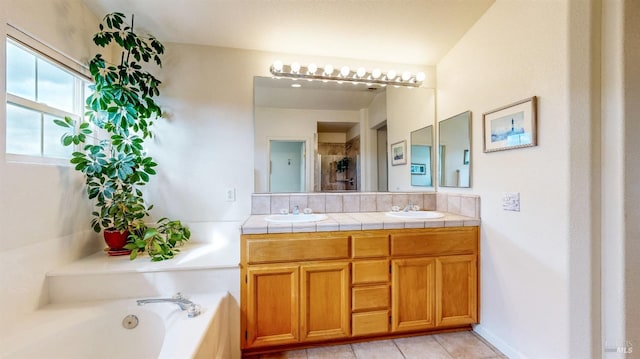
[403,203,415,212]
[293,205,300,215]
[136,292,201,317]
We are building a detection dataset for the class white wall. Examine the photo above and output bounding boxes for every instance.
[386,87,435,191]
[363,91,387,191]
[601,0,640,355]
[254,107,359,193]
[436,1,572,357]
[0,0,103,337]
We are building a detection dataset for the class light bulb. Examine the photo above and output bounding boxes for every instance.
[272,60,283,72]
[324,64,334,76]
[386,70,396,81]
[371,69,382,79]
[356,67,366,78]
[401,71,411,81]
[291,62,301,74]
[307,63,318,75]
[416,72,426,82]
[340,66,350,77]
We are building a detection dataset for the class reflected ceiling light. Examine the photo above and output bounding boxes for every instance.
[269,62,424,87]
[290,62,301,74]
[291,83,302,88]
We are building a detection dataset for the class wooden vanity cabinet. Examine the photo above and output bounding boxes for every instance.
[351,232,390,337]
[241,226,479,354]
[242,233,351,349]
[391,227,479,332]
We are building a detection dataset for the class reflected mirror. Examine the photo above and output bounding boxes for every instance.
[410,126,433,187]
[438,111,471,188]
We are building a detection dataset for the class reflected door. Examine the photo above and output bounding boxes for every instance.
[269,140,306,192]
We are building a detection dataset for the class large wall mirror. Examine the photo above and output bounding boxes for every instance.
[410,125,433,187]
[254,76,435,193]
[438,111,471,188]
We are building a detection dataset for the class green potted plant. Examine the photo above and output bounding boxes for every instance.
[56,12,190,261]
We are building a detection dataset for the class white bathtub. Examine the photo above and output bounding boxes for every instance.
[0,292,231,359]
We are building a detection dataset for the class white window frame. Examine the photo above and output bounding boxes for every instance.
[5,24,92,166]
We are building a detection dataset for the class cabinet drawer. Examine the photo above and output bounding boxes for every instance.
[352,233,389,258]
[391,227,478,257]
[352,285,389,311]
[246,234,349,264]
[352,260,388,284]
[352,311,389,336]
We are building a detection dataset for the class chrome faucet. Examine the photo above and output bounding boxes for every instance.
[292,205,300,215]
[136,292,201,317]
[403,203,415,212]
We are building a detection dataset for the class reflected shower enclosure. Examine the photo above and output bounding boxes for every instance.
[315,137,360,192]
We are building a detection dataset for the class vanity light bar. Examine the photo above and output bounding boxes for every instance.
[270,61,425,88]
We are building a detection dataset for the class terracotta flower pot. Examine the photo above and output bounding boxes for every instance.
[103,228,130,251]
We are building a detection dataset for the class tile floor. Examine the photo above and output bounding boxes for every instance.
[258,331,507,359]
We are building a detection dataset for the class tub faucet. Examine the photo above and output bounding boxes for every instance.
[136,292,201,317]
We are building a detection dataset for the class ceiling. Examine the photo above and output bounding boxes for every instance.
[82,1,494,114]
[82,0,494,66]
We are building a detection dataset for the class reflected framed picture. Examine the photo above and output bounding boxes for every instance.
[411,163,426,175]
[483,96,537,153]
[391,140,407,166]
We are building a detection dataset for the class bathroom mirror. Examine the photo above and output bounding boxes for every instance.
[254,76,435,193]
[438,111,471,188]
[410,125,433,187]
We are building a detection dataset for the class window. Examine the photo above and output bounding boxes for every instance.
[5,37,91,163]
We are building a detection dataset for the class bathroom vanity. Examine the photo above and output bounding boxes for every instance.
[240,213,479,356]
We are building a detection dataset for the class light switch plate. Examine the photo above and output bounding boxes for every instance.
[502,192,520,211]
[225,188,236,202]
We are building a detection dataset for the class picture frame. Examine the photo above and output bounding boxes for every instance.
[483,96,537,153]
[411,163,426,175]
[391,140,407,165]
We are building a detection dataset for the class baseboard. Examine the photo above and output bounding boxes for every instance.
[473,324,525,359]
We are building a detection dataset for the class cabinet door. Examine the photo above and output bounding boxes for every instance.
[245,265,299,348]
[436,255,478,327]
[300,262,351,342]
[391,258,436,332]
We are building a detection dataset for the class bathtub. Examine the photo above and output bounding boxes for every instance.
[0,292,231,359]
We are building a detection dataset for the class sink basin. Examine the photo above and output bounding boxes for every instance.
[265,213,328,223]
[385,211,445,219]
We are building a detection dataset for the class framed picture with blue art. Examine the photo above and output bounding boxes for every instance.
[483,96,537,153]
[391,140,407,165]
[411,163,426,175]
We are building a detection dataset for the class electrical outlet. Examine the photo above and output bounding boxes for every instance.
[225,188,236,202]
[502,192,520,211]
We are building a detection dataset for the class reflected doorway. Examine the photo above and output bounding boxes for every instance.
[269,140,306,192]
[377,124,388,192]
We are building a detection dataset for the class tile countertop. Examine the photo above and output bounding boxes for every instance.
[241,211,480,235]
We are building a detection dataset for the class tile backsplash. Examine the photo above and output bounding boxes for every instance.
[251,192,480,218]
